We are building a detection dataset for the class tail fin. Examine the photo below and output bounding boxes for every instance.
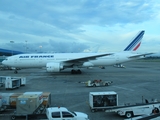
[124,30,145,51]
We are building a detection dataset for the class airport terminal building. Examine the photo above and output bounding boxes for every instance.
[0,48,23,63]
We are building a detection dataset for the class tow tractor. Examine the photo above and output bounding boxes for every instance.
[86,80,113,87]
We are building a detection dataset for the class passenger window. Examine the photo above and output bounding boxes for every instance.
[62,111,74,118]
[52,112,60,118]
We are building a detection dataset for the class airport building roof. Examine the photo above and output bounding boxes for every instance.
[0,48,23,56]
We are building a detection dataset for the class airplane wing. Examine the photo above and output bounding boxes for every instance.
[129,53,154,58]
[64,53,113,63]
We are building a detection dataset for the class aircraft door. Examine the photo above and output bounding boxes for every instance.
[13,58,18,65]
[116,55,119,62]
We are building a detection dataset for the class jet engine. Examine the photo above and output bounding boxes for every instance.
[82,62,94,67]
[46,62,63,72]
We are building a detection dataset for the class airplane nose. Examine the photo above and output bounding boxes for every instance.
[2,60,4,65]
[2,60,6,65]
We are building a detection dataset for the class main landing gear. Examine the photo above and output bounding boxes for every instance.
[14,70,18,74]
[71,69,82,74]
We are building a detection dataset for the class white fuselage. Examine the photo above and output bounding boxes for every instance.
[2,52,142,69]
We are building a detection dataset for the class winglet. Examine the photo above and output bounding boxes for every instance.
[124,30,145,51]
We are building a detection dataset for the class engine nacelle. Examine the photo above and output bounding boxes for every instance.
[46,62,63,72]
[82,62,94,67]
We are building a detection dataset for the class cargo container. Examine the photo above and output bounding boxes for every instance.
[89,91,118,112]
[0,98,6,111]
[0,76,26,90]
[0,92,55,120]
[0,77,5,87]
[24,92,43,105]
[0,92,51,109]
[19,77,26,86]
[11,77,26,86]
[0,93,14,106]
[42,92,51,107]
[5,78,20,89]
[16,94,42,114]
[10,93,23,108]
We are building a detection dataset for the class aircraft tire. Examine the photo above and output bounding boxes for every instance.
[71,70,75,74]
[77,69,82,74]
[14,70,18,74]
[71,69,82,74]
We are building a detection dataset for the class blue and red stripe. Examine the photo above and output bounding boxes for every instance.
[124,30,145,51]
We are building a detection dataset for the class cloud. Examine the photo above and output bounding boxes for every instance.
[0,0,160,53]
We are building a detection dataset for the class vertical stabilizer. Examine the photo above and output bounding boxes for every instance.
[124,30,145,51]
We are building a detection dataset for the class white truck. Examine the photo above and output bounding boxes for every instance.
[1,107,89,120]
[46,107,89,120]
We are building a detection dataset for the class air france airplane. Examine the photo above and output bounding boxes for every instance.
[2,30,151,74]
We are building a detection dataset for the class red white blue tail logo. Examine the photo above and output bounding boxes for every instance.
[124,30,145,51]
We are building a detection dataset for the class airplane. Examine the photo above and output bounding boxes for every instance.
[2,30,152,74]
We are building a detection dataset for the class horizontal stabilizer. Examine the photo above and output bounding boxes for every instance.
[129,53,154,58]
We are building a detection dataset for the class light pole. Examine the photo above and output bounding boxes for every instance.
[39,46,42,53]
[10,41,14,56]
[25,40,28,53]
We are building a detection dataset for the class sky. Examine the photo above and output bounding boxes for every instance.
[0,0,160,53]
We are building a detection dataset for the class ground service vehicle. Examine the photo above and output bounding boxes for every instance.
[105,100,160,118]
[46,107,89,120]
[86,80,113,87]
[0,92,51,120]
[0,92,89,120]
[89,91,118,112]
[0,76,26,89]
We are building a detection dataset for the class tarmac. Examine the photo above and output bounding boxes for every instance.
[0,60,160,120]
